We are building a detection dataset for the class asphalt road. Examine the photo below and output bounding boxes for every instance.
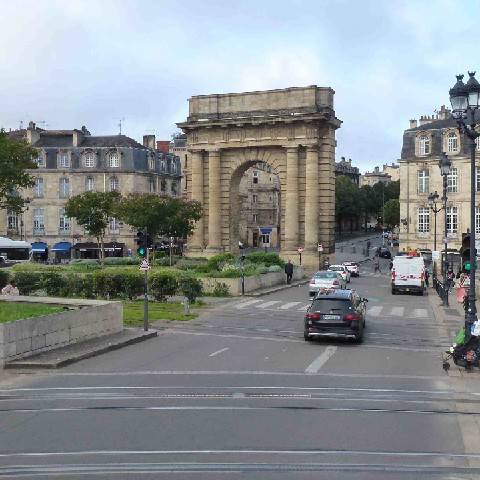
[1,255,480,478]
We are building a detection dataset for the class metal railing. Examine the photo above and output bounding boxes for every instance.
[434,277,448,305]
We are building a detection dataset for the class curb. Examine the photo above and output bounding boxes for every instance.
[5,330,159,370]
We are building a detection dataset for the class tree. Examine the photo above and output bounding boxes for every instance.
[0,130,38,211]
[384,199,400,227]
[115,194,202,260]
[335,176,363,235]
[64,191,120,265]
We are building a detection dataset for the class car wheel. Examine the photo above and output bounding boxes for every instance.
[354,327,364,344]
[391,287,396,295]
[304,331,313,342]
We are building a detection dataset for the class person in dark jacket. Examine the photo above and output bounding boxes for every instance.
[285,260,294,284]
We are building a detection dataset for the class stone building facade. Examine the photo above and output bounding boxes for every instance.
[399,105,479,252]
[1,123,182,261]
[335,157,360,184]
[177,85,341,268]
[359,166,392,187]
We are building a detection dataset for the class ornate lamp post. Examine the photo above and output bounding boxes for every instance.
[428,191,442,251]
[438,153,452,307]
[449,72,480,339]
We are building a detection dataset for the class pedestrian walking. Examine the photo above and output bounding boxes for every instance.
[389,260,393,271]
[447,267,455,293]
[366,241,371,256]
[424,266,430,287]
[285,259,294,284]
[374,257,382,274]
[324,257,330,270]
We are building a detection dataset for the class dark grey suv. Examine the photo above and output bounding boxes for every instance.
[304,289,368,343]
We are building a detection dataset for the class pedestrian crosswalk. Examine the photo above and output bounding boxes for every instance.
[233,299,430,318]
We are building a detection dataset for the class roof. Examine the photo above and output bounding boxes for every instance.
[81,135,146,149]
[407,111,480,132]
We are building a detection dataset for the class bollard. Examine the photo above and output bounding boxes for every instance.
[183,297,190,315]
[351,246,356,254]
[340,245,344,253]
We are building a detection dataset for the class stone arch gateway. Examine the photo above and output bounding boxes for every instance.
[177,86,342,268]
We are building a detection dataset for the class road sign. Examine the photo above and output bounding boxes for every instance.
[139,259,151,271]
[432,251,440,261]
[317,243,323,253]
[297,247,304,253]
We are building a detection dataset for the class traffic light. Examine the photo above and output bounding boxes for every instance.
[461,232,472,272]
[136,229,147,257]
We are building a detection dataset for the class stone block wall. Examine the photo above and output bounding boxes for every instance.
[0,297,123,365]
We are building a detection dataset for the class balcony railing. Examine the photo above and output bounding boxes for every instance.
[59,228,71,235]
[32,227,45,235]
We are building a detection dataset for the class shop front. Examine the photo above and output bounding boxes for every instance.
[31,242,48,263]
[73,242,125,259]
[51,242,72,264]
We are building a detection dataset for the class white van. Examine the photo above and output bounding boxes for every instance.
[391,256,425,295]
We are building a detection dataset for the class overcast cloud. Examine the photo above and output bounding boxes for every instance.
[2,0,480,173]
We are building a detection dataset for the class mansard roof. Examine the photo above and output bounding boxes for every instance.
[81,135,145,149]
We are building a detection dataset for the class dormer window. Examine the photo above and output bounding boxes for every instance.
[447,132,458,153]
[109,152,119,168]
[149,157,155,170]
[419,135,430,155]
[85,152,94,168]
[60,152,69,168]
[36,153,44,167]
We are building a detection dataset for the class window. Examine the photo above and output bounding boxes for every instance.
[59,207,70,233]
[110,177,119,191]
[476,136,480,152]
[109,217,119,232]
[33,177,44,197]
[149,157,155,170]
[419,135,430,155]
[417,207,430,233]
[59,178,70,198]
[7,210,18,231]
[477,166,480,192]
[446,206,458,234]
[447,132,458,153]
[171,160,177,173]
[33,208,45,233]
[85,177,94,191]
[253,213,258,222]
[262,234,270,245]
[161,179,167,192]
[476,206,480,235]
[171,181,178,194]
[417,170,429,193]
[85,152,94,168]
[447,167,458,193]
[253,171,259,184]
[160,159,166,170]
[60,152,69,167]
[109,152,119,168]
[253,194,258,203]
[36,154,44,167]
[149,178,155,193]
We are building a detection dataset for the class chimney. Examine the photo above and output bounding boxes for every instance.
[438,105,451,120]
[72,128,84,147]
[409,119,417,129]
[143,134,156,150]
[348,158,352,165]
[341,156,345,162]
[26,121,40,145]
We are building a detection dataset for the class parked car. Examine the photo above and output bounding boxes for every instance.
[378,246,392,259]
[343,261,360,277]
[328,264,351,283]
[304,289,368,343]
[308,271,346,298]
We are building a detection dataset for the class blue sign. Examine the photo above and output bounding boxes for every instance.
[260,228,272,234]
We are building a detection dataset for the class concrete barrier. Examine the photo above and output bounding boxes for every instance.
[0,296,122,366]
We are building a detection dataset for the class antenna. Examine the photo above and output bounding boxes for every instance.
[118,117,125,135]
[36,120,50,129]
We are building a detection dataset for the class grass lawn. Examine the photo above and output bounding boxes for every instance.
[0,303,65,323]
[122,300,204,326]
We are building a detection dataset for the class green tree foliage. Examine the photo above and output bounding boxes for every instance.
[64,191,120,264]
[335,176,363,234]
[0,130,38,210]
[384,199,400,227]
[115,193,203,243]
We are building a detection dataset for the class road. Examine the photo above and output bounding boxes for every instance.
[1,248,480,478]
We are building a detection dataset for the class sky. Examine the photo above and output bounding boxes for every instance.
[2,0,480,173]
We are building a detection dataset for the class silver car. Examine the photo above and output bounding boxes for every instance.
[309,270,347,298]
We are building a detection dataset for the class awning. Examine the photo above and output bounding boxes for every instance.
[31,242,48,253]
[51,242,72,252]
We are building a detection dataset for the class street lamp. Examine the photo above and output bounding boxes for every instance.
[428,191,442,252]
[449,72,480,339]
[438,152,452,307]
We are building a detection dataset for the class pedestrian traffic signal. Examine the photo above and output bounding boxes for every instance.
[136,229,147,257]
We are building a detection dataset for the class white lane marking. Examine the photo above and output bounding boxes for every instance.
[390,306,404,316]
[278,302,302,310]
[297,303,312,311]
[368,306,382,316]
[209,348,229,357]
[235,300,263,309]
[305,346,337,373]
[256,301,282,309]
[411,309,428,318]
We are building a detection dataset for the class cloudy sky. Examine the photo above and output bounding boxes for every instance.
[2,0,480,173]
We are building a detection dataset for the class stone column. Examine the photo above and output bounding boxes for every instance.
[206,150,222,251]
[284,146,299,251]
[305,146,319,250]
[189,150,204,251]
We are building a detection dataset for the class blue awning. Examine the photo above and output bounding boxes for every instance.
[260,228,272,234]
[52,242,72,252]
[31,242,48,253]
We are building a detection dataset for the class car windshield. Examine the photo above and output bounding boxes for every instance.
[314,272,337,279]
[310,299,352,313]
